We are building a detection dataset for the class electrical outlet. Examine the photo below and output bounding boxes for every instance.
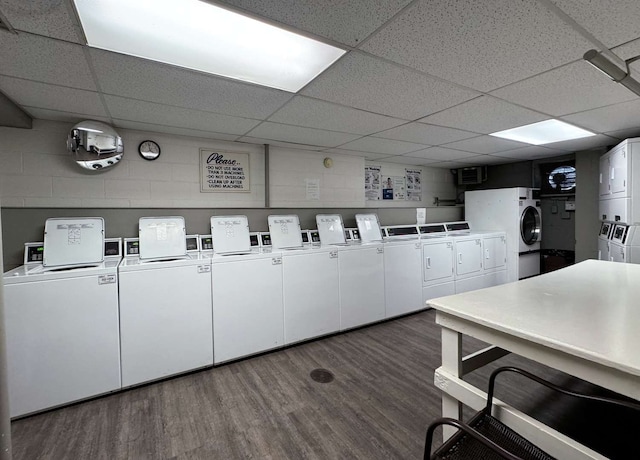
[565,201,576,211]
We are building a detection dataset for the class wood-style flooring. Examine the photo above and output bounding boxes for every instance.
[10,309,639,459]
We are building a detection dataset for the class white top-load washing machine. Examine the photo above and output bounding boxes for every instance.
[118,217,213,388]
[3,218,122,417]
[209,216,284,364]
[609,224,640,263]
[379,220,424,318]
[317,214,385,331]
[270,214,340,344]
[465,187,541,281]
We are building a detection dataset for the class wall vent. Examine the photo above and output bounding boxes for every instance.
[457,167,484,185]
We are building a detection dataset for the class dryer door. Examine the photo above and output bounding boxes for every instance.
[520,206,541,245]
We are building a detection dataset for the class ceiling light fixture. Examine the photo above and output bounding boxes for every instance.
[489,119,595,145]
[73,0,346,93]
[583,49,640,96]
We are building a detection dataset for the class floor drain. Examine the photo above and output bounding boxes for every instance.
[310,368,334,383]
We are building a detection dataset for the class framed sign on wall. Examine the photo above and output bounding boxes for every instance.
[200,149,250,193]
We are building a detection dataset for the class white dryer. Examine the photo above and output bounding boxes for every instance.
[465,187,541,281]
[519,189,542,279]
[118,217,213,388]
[3,219,122,418]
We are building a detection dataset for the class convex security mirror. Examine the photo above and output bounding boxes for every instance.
[67,120,124,171]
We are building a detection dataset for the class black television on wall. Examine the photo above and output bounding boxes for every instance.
[540,160,576,196]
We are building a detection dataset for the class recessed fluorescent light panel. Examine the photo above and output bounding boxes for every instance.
[73,0,346,92]
[489,119,595,145]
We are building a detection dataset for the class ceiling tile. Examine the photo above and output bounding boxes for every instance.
[549,0,640,48]
[104,95,260,135]
[89,49,293,120]
[321,148,389,161]
[0,0,84,42]
[470,155,520,165]
[0,76,107,117]
[491,145,568,160]
[361,0,593,92]
[373,122,477,145]
[605,128,640,142]
[0,32,95,90]
[540,133,620,152]
[238,136,326,151]
[337,136,426,155]
[22,107,111,124]
[428,160,481,169]
[404,146,478,161]
[419,96,547,134]
[245,122,360,148]
[268,96,405,135]
[301,51,479,120]
[113,120,241,142]
[490,61,638,116]
[381,155,438,165]
[611,38,640,62]
[442,135,529,154]
[217,0,413,47]
[562,99,640,133]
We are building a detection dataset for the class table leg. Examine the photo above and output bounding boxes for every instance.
[440,326,463,440]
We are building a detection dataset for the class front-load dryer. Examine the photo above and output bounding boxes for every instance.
[519,189,542,279]
[465,187,541,281]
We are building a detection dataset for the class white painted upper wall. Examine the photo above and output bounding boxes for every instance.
[0,120,457,209]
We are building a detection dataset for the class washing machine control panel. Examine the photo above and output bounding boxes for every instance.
[24,242,44,264]
[124,238,140,256]
[200,235,214,251]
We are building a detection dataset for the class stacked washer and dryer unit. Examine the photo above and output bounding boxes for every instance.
[465,187,542,281]
[598,138,640,263]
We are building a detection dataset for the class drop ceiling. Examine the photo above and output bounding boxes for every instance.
[1,0,640,168]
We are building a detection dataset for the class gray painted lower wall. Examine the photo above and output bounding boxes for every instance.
[1,205,462,271]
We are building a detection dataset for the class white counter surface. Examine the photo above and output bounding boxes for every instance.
[427,259,640,378]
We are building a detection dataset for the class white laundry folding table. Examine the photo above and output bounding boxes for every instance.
[427,259,640,460]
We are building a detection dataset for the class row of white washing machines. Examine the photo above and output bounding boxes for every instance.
[2,214,506,418]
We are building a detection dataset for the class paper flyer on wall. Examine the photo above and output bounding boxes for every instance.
[365,166,382,201]
[406,169,422,201]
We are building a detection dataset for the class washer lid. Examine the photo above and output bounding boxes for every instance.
[211,215,251,254]
[139,216,187,260]
[43,217,104,268]
[268,215,303,249]
[315,214,346,245]
[355,213,383,243]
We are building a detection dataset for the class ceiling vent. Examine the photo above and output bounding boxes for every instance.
[456,166,484,185]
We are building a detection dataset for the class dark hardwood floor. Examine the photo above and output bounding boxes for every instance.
[11,309,639,459]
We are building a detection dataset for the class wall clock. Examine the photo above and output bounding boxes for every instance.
[138,140,161,161]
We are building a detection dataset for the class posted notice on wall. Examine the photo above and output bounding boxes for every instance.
[383,176,406,200]
[406,169,422,201]
[200,149,250,192]
[365,166,382,201]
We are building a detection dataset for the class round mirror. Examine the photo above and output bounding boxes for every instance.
[67,120,124,171]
